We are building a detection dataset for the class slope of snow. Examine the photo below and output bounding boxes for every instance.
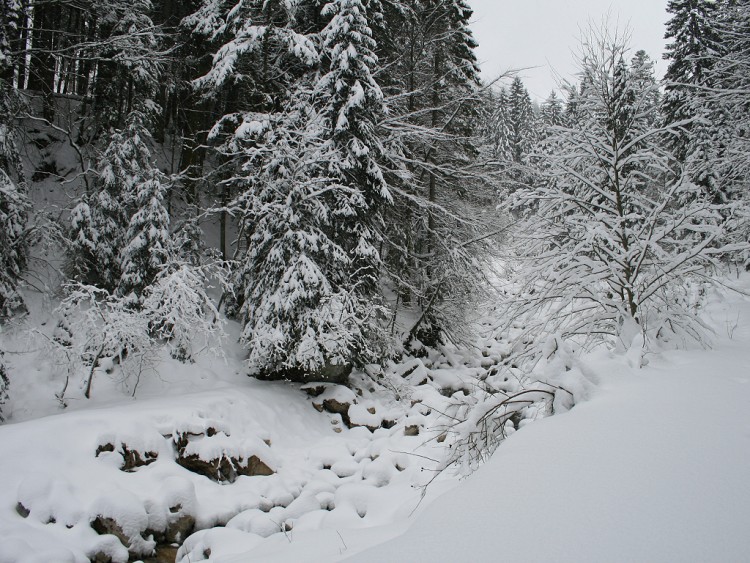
[347,287,750,562]
[2,271,750,562]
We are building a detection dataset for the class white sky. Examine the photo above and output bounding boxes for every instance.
[468,0,669,100]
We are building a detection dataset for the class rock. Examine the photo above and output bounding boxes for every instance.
[95,443,115,456]
[142,544,179,563]
[301,384,328,397]
[91,516,130,549]
[15,502,29,518]
[176,453,272,483]
[165,512,194,544]
[121,445,158,472]
[321,398,352,425]
[404,425,420,436]
[173,431,274,483]
[95,442,157,472]
[88,551,114,563]
[311,385,358,426]
[238,455,275,478]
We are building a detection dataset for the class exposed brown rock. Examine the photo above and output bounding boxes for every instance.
[95,442,157,472]
[173,431,273,483]
[404,425,420,436]
[91,516,129,549]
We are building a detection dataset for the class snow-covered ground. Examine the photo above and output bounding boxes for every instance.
[346,284,750,562]
[1,279,750,563]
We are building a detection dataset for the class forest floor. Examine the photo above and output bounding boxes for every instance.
[1,275,749,563]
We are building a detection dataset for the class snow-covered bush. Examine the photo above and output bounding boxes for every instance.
[52,260,226,398]
[438,334,594,470]
[54,285,153,398]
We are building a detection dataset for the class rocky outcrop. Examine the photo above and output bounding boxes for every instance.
[173,430,274,483]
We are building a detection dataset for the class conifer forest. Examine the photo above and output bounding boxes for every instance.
[1,1,750,561]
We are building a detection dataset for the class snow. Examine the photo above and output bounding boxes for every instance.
[3,270,750,562]
[348,293,750,562]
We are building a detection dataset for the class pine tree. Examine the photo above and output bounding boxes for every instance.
[0,11,30,317]
[237,0,392,381]
[662,0,725,188]
[69,113,165,293]
[118,171,171,304]
[508,77,537,163]
[540,90,564,130]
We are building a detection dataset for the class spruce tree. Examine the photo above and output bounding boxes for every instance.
[662,0,725,197]
[704,0,750,197]
[69,113,165,293]
[484,87,513,160]
[238,0,392,381]
[118,171,170,304]
[0,10,30,317]
[508,77,537,163]
[540,90,564,130]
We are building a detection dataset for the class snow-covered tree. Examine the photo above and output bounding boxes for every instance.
[313,0,392,282]
[69,113,165,293]
[662,0,726,197]
[663,0,723,133]
[630,50,661,126]
[482,87,513,160]
[502,28,744,363]
[377,0,498,348]
[0,15,30,317]
[540,90,565,130]
[507,77,537,163]
[234,0,393,381]
[702,0,750,198]
[69,188,125,292]
[0,162,30,317]
[118,171,170,304]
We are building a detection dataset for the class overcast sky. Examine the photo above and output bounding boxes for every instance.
[469,0,670,100]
